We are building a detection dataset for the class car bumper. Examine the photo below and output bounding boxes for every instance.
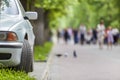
[0,42,23,67]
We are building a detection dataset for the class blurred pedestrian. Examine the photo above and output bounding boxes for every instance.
[79,24,86,45]
[63,28,69,44]
[57,29,61,43]
[92,28,97,44]
[67,27,73,40]
[67,27,73,44]
[112,28,119,45]
[107,26,114,49]
[104,28,109,44]
[97,20,105,49]
[73,28,79,44]
[85,28,92,44]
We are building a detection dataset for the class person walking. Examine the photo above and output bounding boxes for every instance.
[63,28,69,44]
[57,29,61,43]
[97,20,105,49]
[107,26,114,49]
[67,27,73,44]
[85,28,92,44]
[92,28,97,44]
[73,28,79,44]
[79,24,86,45]
[112,28,119,45]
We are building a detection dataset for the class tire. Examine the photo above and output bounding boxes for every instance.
[16,40,33,73]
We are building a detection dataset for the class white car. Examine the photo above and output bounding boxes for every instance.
[0,0,37,73]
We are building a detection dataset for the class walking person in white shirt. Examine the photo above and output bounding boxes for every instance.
[97,20,105,49]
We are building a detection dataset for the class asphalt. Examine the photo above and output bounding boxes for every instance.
[49,43,120,80]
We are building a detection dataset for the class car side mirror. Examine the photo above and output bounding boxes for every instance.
[25,12,38,20]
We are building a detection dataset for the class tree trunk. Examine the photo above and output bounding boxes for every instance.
[33,8,45,45]
[44,10,51,41]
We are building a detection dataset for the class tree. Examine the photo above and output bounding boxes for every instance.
[61,0,120,29]
[33,0,79,44]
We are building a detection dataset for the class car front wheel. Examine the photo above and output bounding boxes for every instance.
[16,40,33,73]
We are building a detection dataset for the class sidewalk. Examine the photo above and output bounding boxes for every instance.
[29,62,47,80]
[49,43,120,80]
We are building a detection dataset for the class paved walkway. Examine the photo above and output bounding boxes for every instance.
[29,62,46,80]
[49,43,120,80]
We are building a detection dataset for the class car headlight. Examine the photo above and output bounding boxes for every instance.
[0,31,18,41]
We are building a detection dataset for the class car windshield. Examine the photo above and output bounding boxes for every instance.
[0,0,19,15]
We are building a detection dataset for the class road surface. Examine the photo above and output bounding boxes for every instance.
[49,44,120,80]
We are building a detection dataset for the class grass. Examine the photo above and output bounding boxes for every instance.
[34,42,53,61]
[0,69,35,80]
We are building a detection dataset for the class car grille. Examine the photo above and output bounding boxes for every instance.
[0,53,11,60]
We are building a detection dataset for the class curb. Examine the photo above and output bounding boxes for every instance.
[40,48,54,80]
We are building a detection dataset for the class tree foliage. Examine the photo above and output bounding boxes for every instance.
[34,0,79,29]
[34,0,120,30]
[60,0,120,29]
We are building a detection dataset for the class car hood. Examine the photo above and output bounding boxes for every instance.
[0,14,21,31]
